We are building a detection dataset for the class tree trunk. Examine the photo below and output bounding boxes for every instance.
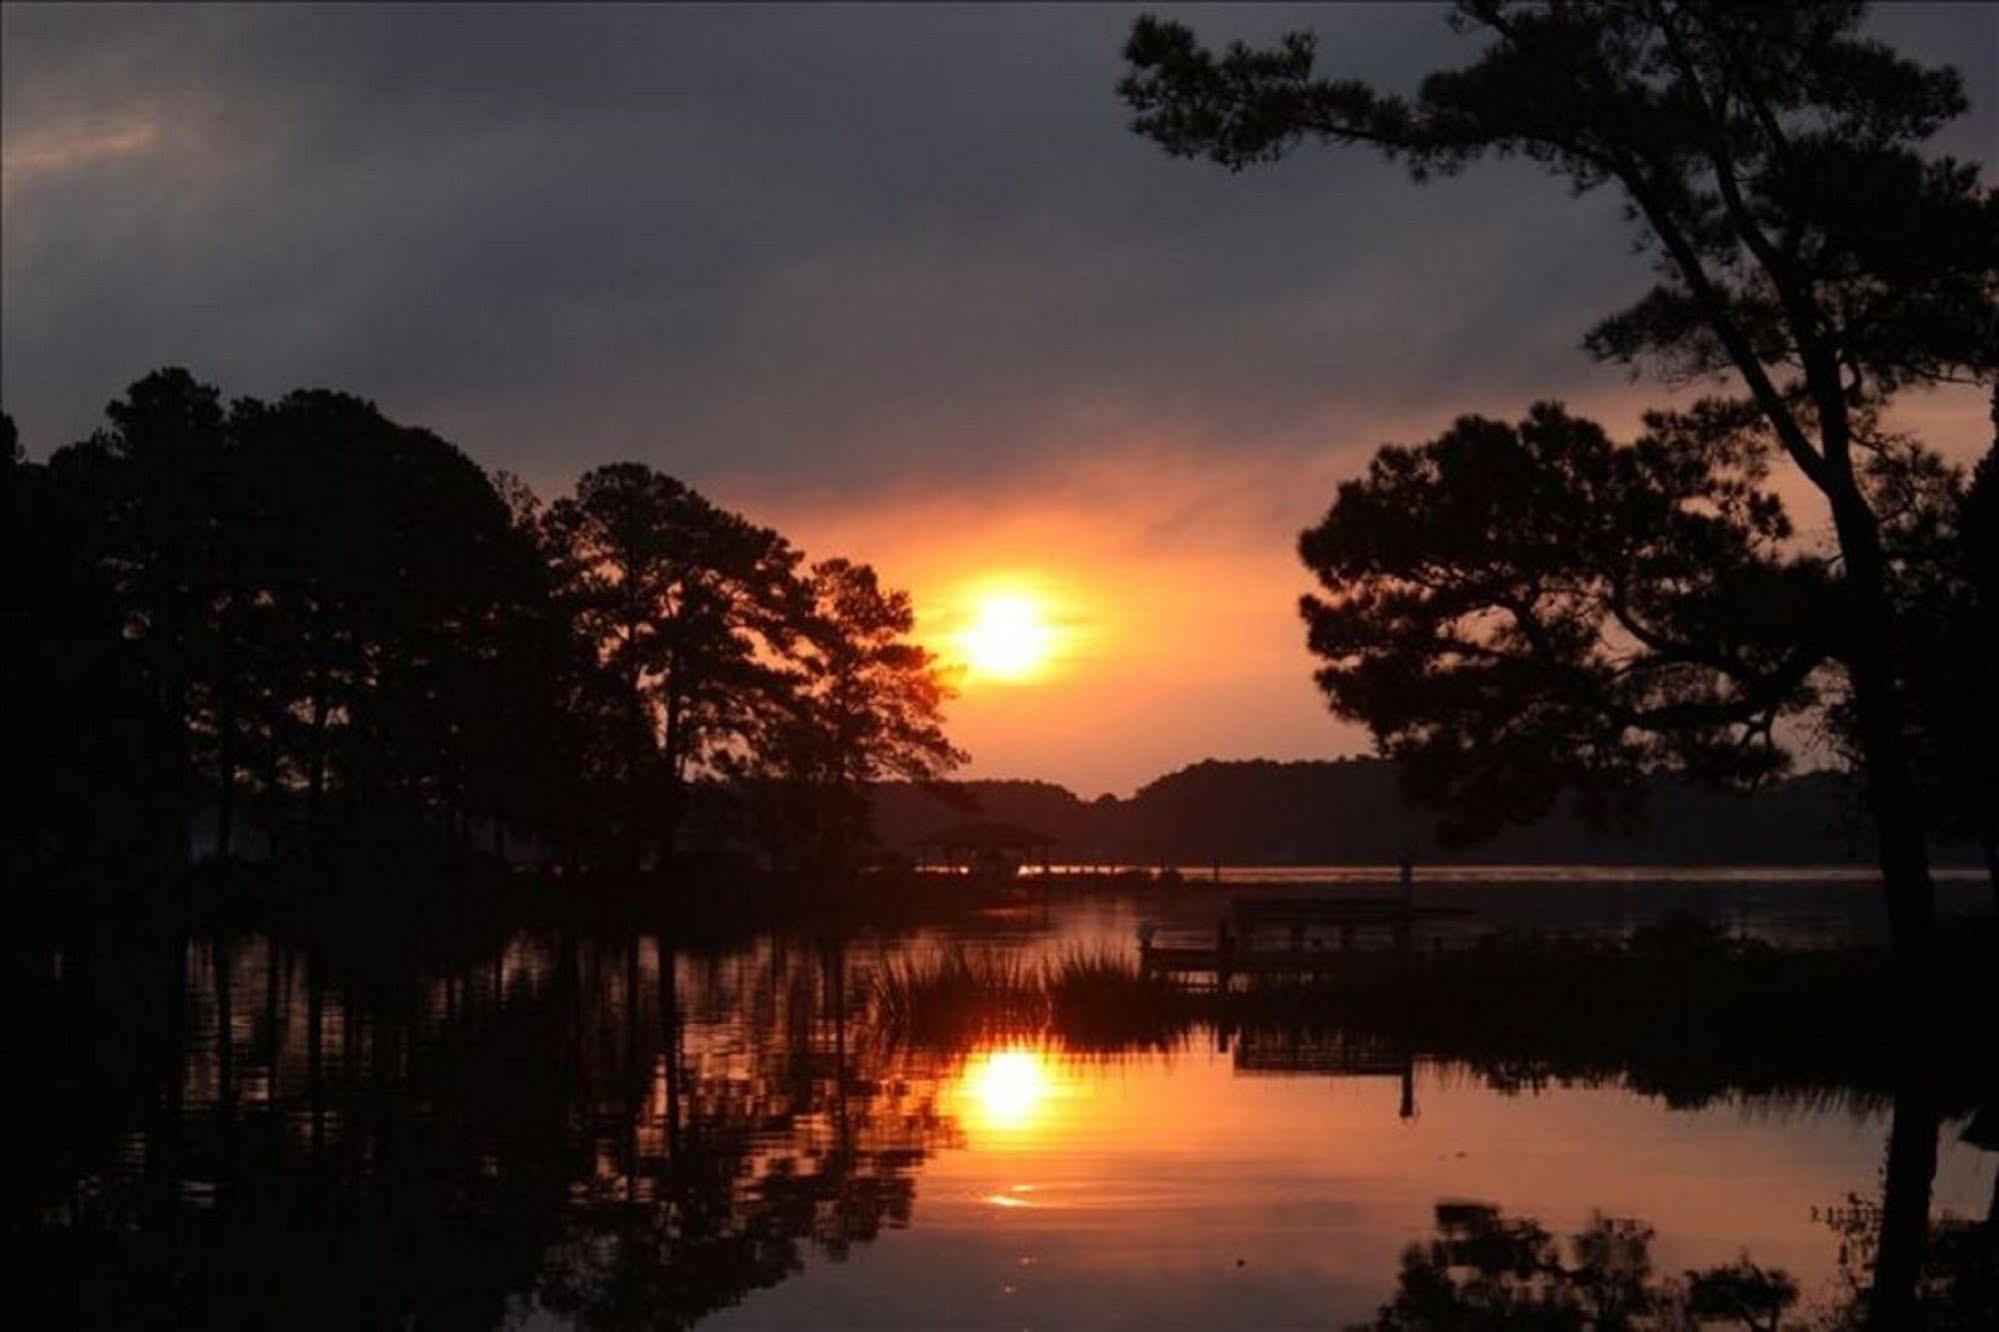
[1868,1083,1939,1330]
[1644,163,1938,961]
[306,669,329,835]
[1850,666,1936,960]
[261,737,282,862]
[660,659,685,872]
[1831,488,1936,961]
[624,627,647,875]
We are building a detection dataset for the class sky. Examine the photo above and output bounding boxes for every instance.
[5,3,1994,796]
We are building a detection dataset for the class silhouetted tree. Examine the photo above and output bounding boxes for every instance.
[1122,2,1999,956]
[225,388,550,859]
[12,370,250,882]
[12,372,561,894]
[17,370,963,894]
[468,471,578,863]
[543,464,803,869]
[1294,402,1831,843]
[8,415,185,893]
[766,558,964,872]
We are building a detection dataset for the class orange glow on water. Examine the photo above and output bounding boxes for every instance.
[961,1047,1055,1133]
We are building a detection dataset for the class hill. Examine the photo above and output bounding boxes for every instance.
[868,758,1939,866]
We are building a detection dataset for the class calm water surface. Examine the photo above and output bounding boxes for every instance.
[17,876,1995,1327]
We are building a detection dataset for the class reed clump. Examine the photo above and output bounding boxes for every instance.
[868,945,1197,1050]
[1042,947,1191,1050]
[869,947,1041,1046]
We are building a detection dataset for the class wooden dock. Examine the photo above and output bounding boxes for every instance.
[1138,894,1473,985]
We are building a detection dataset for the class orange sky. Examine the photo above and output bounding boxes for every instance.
[743,381,1993,798]
[757,456,1341,797]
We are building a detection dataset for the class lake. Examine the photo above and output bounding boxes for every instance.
[14,872,1995,1327]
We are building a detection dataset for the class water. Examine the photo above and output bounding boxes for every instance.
[1026,866,1996,949]
[12,876,1994,1328]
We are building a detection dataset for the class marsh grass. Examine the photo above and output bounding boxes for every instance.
[1042,947,1192,1051]
[869,947,1042,1046]
[868,944,1197,1050]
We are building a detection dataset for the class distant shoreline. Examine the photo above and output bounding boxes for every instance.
[872,760,1993,873]
[1007,862,1994,881]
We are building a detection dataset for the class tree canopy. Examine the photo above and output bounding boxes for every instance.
[1299,401,1832,843]
[763,558,965,872]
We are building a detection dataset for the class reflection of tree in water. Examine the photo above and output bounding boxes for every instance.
[1819,1191,1997,1331]
[1355,1131,1994,1332]
[532,936,958,1328]
[13,930,959,1328]
[1353,1202,1799,1330]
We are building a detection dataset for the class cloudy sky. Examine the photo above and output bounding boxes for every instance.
[6,3,1994,795]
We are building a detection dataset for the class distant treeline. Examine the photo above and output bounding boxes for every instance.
[872,758,1986,868]
[4,369,959,906]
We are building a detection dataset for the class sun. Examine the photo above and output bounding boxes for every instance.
[959,590,1054,682]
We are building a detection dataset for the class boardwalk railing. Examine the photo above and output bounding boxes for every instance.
[1138,895,1473,988]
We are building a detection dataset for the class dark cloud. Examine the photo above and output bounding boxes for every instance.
[15,3,1983,500]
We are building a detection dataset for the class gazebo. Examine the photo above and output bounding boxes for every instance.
[915,820,1056,878]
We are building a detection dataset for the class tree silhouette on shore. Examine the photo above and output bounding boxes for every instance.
[761,558,966,875]
[542,463,808,871]
[1121,0,1999,957]
[5,370,959,905]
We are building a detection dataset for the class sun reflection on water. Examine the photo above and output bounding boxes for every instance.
[983,1186,1039,1209]
[955,1045,1080,1144]
[965,1049,1049,1130]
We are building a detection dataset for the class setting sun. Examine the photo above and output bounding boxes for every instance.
[958,590,1055,683]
